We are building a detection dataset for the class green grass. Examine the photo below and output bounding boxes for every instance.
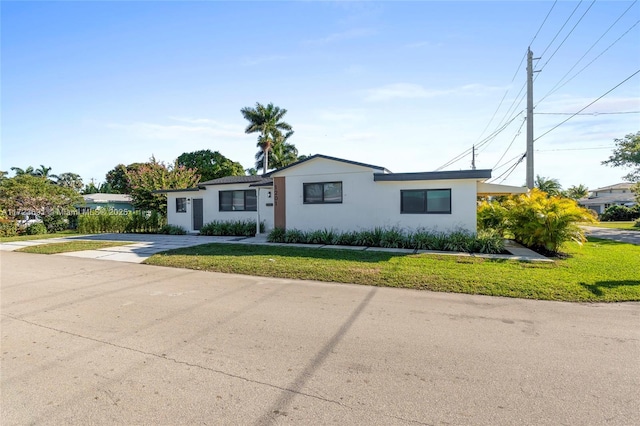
[144,238,640,302]
[0,230,83,243]
[588,221,639,231]
[16,240,132,254]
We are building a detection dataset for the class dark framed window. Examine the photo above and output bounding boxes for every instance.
[303,182,342,204]
[219,190,257,211]
[176,197,187,213]
[401,189,451,214]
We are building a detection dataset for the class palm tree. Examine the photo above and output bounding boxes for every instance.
[565,184,589,200]
[241,102,293,175]
[255,134,299,171]
[534,175,562,197]
[33,165,58,181]
[10,166,35,176]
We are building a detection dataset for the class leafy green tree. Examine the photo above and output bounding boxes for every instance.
[564,184,589,200]
[176,149,245,182]
[0,171,8,182]
[105,163,145,194]
[56,172,84,192]
[241,102,293,174]
[534,175,562,196]
[0,174,81,219]
[602,131,640,182]
[126,156,200,215]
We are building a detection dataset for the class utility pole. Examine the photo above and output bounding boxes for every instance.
[471,145,476,170]
[526,47,540,190]
[526,48,534,189]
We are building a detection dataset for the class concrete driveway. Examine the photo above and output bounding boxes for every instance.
[2,252,638,425]
[583,225,640,245]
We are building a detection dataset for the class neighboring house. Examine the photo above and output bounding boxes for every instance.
[160,154,526,234]
[78,193,134,213]
[578,183,637,214]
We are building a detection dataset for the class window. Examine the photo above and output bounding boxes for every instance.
[219,190,257,211]
[401,189,451,214]
[176,198,187,213]
[303,182,342,204]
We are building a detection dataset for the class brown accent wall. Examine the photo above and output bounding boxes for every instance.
[273,177,286,229]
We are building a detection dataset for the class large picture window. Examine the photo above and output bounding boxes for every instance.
[303,182,342,204]
[176,197,187,213]
[219,190,257,211]
[401,189,451,214]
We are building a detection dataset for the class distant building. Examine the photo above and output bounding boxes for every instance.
[79,193,134,213]
[578,183,636,214]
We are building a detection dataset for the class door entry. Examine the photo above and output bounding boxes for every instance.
[192,198,203,231]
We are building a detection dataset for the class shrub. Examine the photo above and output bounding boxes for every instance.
[158,224,187,235]
[471,229,506,254]
[333,231,358,246]
[635,218,640,228]
[443,230,475,253]
[284,229,306,243]
[477,200,509,235]
[504,188,596,254]
[379,227,407,248]
[600,204,640,221]
[306,228,336,244]
[0,219,18,237]
[42,213,68,233]
[267,227,286,243]
[25,222,47,235]
[200,220,263,237]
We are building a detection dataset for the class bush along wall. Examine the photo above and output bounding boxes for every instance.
[266,226,505,254]
[600,204,640,222]
[199,220,265,237]
[77,209,166,234]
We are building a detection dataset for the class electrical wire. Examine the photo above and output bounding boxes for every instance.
[536,0,638,105]
[492,117,526,169]
[537,0,597,72]
[536,0,584,59]
[535,111,640,115]
[534,68,640,142]
[537,18,640,104]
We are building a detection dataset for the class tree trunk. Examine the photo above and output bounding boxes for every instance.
[263,147,269,175]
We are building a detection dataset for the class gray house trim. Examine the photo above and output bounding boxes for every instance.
[153,187,204,194]
[199,176,272,186]
[268,154,391,176]
[374,169,492,182]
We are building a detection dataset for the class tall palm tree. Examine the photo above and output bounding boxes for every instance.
[255,141,299,171]
[534,175,562,197]
[33,165,58,180]
[241,102,293,174]
[565,184,589,200]
[10,166,35,176]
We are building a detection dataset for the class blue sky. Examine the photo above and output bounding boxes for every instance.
[2,1,639,190]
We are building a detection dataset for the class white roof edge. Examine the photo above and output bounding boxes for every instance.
[477,182,528,195]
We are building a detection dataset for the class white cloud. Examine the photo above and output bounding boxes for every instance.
[363,83,505,102]
[109,119,246,140]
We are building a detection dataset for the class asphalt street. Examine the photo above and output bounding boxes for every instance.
[1,252,639,425]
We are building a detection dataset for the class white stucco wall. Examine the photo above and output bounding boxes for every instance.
[272,158,478,233]
[166,191,202,232]
[166,185,274,233]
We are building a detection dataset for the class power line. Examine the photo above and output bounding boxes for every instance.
[535,111,640,115]
[537,18,640,104]
[535,146,614,152]
[492,116,526,169]
[537,0,597,72]
[489,152,526,183]
[534,68,640,142]
[537,0,638,104]
[537,0,584,59]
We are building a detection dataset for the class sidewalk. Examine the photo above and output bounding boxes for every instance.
[0,233,552,263]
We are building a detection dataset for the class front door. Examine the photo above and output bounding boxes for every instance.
[192,198,203,231]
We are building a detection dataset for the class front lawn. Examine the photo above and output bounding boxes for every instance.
[144,238,640,302]
[588,221,639,231]
[16,240,132,254]
[0,230,83,242]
